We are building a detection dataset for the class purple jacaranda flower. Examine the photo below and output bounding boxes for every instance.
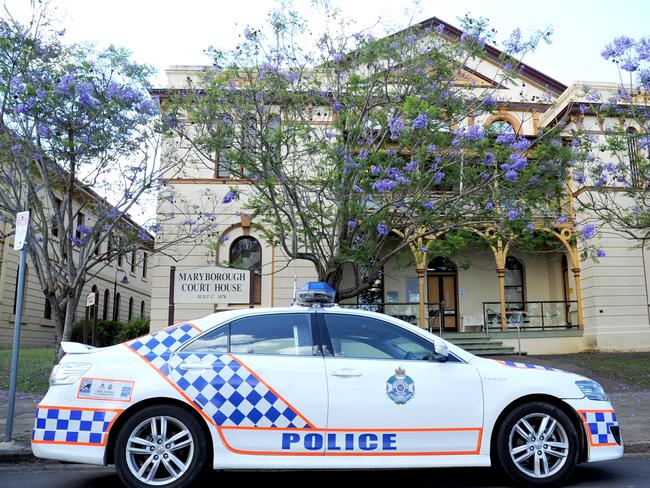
[505,169,518,181]
[436,24,445,34]
[496,132,516,145]
[353,185,364,193]
[388,115,405,140]
[527,223,535,232]
[412,113,428,129]
[71,236,83,246]
[222,191,238,204]
[11,144,21,154]
[76,225,92,235]
[36,236,45,243]
[358,150,369,160]
[504,28,523,54]
[427,144,437,153]
[332,53,344,62]
[138,229,151,241]
[386,167,401,179]
[372,179,398,192]
[557,216,568,224]
[37,123,49,138]
[510,153,527,171]
[485,202,495,210]
[506,209,519,220]
[404,161,418,172]
[423,201,434,209]
[377,223,389,236]
[14,104,28,114]
[348,220,357,231]
[56,74,75,94]
[433,172,445,184]
[510,138,531,152]
[580,223,598,240]
[332,100,342,112]
[484,153,495,167]
[420,246,427,253]
[597,249,606,258]
[370,166,381,175]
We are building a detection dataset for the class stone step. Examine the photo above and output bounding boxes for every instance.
[467,347,522,356]
[455,342,506,350]
[445,337,500,345]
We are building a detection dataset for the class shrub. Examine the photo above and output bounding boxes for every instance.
[71,319,125,347]
[115,316,151,343]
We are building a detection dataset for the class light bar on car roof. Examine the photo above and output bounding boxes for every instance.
[298,281,336,305]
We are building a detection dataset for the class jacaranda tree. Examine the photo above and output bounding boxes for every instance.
[163,5,590,299]
[0,6,222,357]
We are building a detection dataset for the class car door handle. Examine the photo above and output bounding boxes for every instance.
[179,362,214,370]
[331,369,363,377]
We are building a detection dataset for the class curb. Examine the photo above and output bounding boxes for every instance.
[624,441,650,454]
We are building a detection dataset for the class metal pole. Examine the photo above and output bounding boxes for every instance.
[168,266,176,326]
[112,268,118,321]
[83,305,89,345]
[249,267,255,309]
[92,291,99,347]
[5,241,28,441]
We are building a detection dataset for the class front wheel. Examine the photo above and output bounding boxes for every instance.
[115,405,207,488]
[496,402,579,487]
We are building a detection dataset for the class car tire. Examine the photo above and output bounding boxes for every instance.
[496,401,578,487]
[115,404,208,488]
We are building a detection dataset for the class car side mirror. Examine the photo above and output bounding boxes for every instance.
[433,339,449,362]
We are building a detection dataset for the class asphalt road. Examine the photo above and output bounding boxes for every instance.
[1,455,649,488]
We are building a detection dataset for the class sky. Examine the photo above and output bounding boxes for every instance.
[5,0,650,88]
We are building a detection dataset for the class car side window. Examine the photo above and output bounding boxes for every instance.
[323,314,435,361]
[230,313,313,356]
[182,324,228,354]
[183,313,314,356]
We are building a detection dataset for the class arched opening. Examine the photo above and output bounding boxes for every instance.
[128,297,134,322]
[505,256,525,312]
[103,289,109,321]
[140,300,145,318]
[229,236,262,304]
[114,293,121,321]
[426,257,458,331]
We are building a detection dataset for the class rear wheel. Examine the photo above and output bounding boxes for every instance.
[115,405,207,488]
[497,402,578,487]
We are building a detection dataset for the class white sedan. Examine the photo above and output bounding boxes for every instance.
[33,285,622,487]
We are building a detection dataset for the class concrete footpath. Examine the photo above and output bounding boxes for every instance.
[1,355,649,463]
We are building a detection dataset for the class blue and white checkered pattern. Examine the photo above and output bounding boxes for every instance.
[127,323,200,371]
[581,411,619,446]
[168,353,310,428]
[32,407,118,445]
[127,325,310,429]
[496,360,557,371]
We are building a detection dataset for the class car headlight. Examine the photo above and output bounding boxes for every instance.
[576,380,609,402]
[49,362,91,386]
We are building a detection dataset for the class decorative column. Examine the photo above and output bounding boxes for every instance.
[416,267,427,329]
[497,267,508,331]
[572,267,585,330]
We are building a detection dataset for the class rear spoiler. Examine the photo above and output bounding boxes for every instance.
[61,342,98,354]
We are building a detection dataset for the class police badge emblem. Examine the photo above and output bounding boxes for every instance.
[386,367,415,405]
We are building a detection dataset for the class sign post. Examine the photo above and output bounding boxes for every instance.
[5,211,29,442]
[85,292,96,346]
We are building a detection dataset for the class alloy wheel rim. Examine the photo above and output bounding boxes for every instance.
[125,415,195,485]
[508,412,570,479]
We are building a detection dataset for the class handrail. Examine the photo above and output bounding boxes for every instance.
[484,308,522,356]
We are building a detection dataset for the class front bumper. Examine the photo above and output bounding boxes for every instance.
[563,398,624,462]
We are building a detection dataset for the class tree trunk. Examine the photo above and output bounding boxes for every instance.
[54,297,78,362]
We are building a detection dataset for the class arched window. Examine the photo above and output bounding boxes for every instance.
[140,300,146,318]
[114,293,121,321]
[487,119,516,139]
[229,236,262,304]
[128,297,134,322]
[103,289,110,320]
[627,127,640,186]
[505,256,525,310]
[90,285,98,319]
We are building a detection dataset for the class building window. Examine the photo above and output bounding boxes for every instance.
[140,300,145,318]
[44,296,52,320]
[117,251,123,268]
[114,293,121,321]
[142,253,148,278]
[229,236,262,304]
[128,297,134,322]
[487,119,516,138]
[103,289,109,321]
[215,147,232,178]
[52,198,62,237]
[505,256,525,311]
[76,213,84,239]
[131,250,137,273]
[627,127,640,186]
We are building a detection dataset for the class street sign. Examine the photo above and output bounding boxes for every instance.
[86,293,96,307]
[173,266,251,304]
[13,211,29,250]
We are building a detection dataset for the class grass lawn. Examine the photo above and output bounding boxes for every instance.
[0,348,54,395]
[563,352,650,390]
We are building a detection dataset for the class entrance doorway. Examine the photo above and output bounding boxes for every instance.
[427,257,458,331]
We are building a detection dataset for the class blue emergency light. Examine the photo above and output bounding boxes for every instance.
[298,281,336,305]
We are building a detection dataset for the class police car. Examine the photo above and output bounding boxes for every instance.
[33,282,622,487]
